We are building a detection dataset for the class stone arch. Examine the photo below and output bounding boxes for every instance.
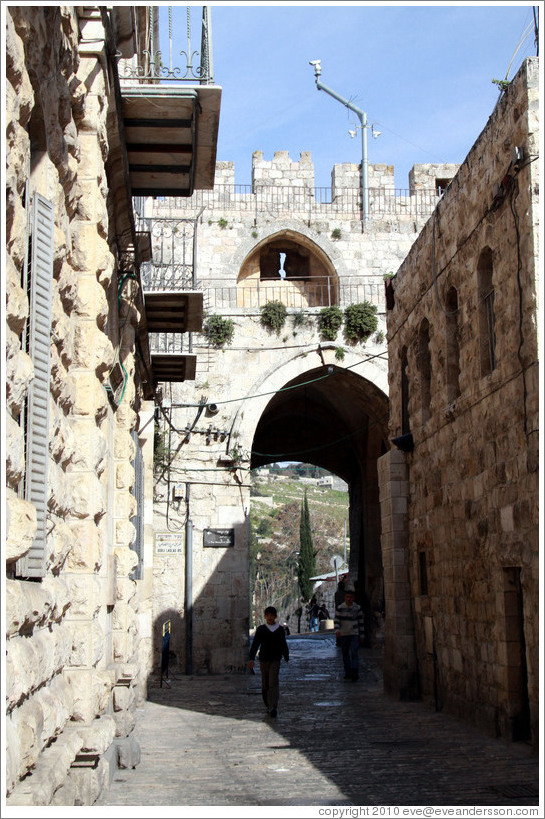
[230,346,389,644]
[236,229,341,308]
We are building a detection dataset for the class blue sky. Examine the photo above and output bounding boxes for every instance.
[162,2,539,188]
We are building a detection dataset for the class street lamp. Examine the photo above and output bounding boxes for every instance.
[309,59,370,228]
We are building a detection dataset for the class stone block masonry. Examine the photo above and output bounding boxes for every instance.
[383,58,540,746]
[4,7,154,805]
[146,148,459,677]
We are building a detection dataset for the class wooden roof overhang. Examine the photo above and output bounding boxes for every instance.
[151,354,197,383]
[143,290,204,334]
[121,84,222,197]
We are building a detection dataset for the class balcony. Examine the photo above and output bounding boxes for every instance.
[118,6,221,197]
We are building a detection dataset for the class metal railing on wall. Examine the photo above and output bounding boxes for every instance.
[153,184,440,220]
[201,276,385,312]
[119,6,214,85]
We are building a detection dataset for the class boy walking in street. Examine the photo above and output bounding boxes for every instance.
[334,584,364,681]
[248,606,289,717]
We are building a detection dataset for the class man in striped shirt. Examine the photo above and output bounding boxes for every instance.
[334,583,365,681]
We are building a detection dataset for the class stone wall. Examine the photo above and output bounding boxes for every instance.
[5,7,153,804]
[145,149,456,675]
[382,58,540,746]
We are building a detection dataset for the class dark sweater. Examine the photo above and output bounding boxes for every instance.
[249,624,289,663]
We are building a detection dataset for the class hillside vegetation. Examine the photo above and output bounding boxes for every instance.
[249,465,349,625]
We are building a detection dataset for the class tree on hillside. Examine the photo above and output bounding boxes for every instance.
[297,491,316,602]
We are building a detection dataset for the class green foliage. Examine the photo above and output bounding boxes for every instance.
[492,78,510,92]
[257,517,273,537]
[318,305,343,341]
[292,311,310,329]
[375,330,385,344]
[203,314,235,347]
[218,218,228,229]
[260,300,287,334]
[153,421,170,477]
[331,227,342,240]
[297,491,316,602]
[344,301,378,343]
[335,346,345,361]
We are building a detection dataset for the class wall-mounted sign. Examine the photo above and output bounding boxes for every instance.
[203,528,235,548]
[155,532,184,555]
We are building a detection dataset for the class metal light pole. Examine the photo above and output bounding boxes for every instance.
[309,59,369,227]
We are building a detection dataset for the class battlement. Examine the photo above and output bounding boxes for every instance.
[214,151,457,195]
[166,151,459,219]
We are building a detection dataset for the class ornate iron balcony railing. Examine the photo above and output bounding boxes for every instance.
[119,6,214,85]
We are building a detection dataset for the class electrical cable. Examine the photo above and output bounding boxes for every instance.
[172,348,388,410]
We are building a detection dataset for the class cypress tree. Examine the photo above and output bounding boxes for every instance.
[297,491,316,601]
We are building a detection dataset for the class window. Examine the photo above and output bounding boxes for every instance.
[417,319,431,424]
[17,193,54,578]
[446,286,461,402]
[130,430,144,580]
[477,247,496,376]
[418,551,429,596]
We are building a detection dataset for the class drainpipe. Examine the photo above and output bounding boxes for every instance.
[185,483,193,675]
[310,60,369,228]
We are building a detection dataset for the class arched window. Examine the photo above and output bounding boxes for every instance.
[417,319,431,424]
[477,247,496,376]
[446,286,460,402]
[237,230,338,308]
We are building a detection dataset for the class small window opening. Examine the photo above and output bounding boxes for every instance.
[435,178,451,196]
[419,551,428,596]
[477,247,496,376]
[417,320,431,424]
[446,286,461,402]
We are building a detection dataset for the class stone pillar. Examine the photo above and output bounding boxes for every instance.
[378,449,418,699]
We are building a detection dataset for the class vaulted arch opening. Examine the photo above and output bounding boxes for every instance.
[237,230,339,308]
[250,364,389,643]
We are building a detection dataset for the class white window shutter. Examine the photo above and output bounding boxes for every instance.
[131,431,144,580]
[17,193,54,578]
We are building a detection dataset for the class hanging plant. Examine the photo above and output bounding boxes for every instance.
[260,300,287,334]
[203,314,235,347]
[318,305,343,341]
[344,302,378,342]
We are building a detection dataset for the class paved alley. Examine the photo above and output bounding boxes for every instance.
[96,633,540,810]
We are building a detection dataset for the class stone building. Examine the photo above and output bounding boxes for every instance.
[379,57,540,747]
[4,5,219,805]
[144,150,456,676]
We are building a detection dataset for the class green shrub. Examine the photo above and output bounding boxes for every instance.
[331,227,342,240]
[203,314,235,347]
[335,346,345,361]
[260,300,287,333]
[344,302,378,342]
[318,305,343,341]
[218,218,228,229]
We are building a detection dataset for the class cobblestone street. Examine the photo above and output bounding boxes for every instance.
[96,633,540,811]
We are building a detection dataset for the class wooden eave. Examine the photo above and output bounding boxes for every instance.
[121,83,221,197]
[143,290,204,334]
[151,353,197,383]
